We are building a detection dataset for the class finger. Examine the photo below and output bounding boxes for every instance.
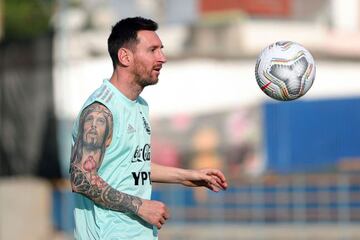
[215,175,228,190]
[159,217,166,225]
[208,184,221,192]
[206,169,228,189]
[202,172,227,191]
[204,174,219,188]
[209,179,223,192]
[210,175,226,189]
[156,222,162,229]
[207,169,227,183]
[201,175,221,192]
[163,209,170,220]
[208,181,224,192]
[205,175,221,188]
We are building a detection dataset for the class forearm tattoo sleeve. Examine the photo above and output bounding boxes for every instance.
[69,102,142,214]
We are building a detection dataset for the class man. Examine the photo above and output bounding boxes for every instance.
[70,17,228,240]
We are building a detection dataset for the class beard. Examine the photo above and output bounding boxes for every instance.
[83,132,104,150]
[133,62,159,88]
[134,73,158,88]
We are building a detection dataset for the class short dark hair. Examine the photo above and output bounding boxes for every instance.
[107,17,158,69]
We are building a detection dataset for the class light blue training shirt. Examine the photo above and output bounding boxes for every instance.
[72,79,157,240]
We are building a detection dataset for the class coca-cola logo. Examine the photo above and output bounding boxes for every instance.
[132,144,151,163]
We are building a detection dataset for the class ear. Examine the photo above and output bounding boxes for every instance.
[117,48,133,66]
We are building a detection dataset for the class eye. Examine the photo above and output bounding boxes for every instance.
[85,115,93,123]
[96,117,106,126]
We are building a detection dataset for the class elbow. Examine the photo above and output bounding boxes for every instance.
[69,165,94,195]
[70,181,77,193]
[69,175,78,193]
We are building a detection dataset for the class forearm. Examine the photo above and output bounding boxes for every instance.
[151,163,228,190]
[70,164,142,214]
[151,162,191,184]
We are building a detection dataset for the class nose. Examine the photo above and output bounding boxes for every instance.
[158,49,167,63]
[91,119,97,128]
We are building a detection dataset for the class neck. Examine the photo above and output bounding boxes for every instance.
[109,68,143,101]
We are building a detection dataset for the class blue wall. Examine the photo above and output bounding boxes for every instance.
[263,97,360,173]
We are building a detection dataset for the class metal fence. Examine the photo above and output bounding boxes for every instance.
[153,173,360,223]
[54,173,360,239]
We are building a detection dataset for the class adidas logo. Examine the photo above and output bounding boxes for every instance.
[127,124,136,133]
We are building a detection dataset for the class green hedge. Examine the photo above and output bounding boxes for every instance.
[4,0,54,40]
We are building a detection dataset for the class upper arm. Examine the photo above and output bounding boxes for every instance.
[69,103,144,214]
[70,102,113,191]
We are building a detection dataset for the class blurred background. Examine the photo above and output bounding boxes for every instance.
[1,0,360,239]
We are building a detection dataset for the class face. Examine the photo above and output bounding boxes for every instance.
[83,111,108,148]
[131,30,167,87]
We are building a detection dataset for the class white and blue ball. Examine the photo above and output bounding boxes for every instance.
[255,41,316,101]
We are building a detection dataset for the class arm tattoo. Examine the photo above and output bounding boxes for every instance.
[69,102,143,214]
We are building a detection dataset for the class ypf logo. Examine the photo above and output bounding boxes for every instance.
[132,171,151,186]
[132,144,151,163]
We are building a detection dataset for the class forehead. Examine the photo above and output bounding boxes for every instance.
[85,111,103,118]
[85,110,108,119]
[137,30,163,47]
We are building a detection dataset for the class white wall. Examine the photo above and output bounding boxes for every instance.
[54,58,360,119]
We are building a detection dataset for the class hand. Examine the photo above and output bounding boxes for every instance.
[137,199,170,229]
[182,169,228,192]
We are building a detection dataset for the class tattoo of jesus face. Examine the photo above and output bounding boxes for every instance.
[82,104,111,150]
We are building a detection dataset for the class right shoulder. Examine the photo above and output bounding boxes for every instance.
[81,81,115,117]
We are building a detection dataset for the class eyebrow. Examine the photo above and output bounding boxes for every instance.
[149,44,164,49]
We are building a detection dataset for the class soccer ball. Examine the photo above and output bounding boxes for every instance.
[255,41,316,101]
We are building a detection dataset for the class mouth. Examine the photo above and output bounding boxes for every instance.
[153,65,162,73]
[87,130,97,137]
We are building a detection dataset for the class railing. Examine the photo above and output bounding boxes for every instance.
[152,173,360,223]
[53,173,360,239]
